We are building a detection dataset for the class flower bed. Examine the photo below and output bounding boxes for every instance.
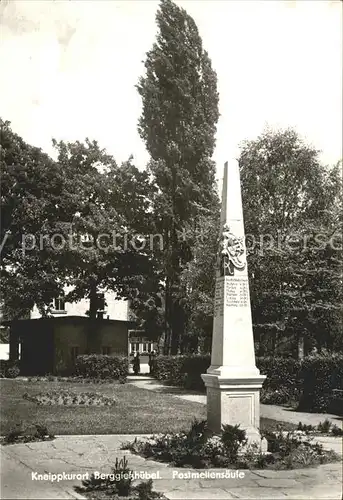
[122,419,340,470]
[22,390,116,406]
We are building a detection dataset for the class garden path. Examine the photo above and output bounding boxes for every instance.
[1,434,342,499]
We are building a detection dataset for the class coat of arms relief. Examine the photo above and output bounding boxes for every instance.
[218,223,246,276]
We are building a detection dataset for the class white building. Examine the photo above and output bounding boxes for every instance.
[30,288,129,322]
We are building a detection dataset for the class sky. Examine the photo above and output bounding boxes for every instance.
[0,0,342,179]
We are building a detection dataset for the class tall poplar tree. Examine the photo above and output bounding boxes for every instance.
[137,0,220,353]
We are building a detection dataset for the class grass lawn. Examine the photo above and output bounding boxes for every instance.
[0,379,296,435]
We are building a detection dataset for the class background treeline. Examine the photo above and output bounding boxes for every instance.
[1,0,342,357]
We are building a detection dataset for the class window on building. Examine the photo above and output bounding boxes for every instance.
[54,294,65,311]
[102,346,111,355]
[71,346,79,363]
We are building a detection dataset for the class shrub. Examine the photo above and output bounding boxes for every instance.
[257,357,301,400]
[2,423,54,445]
[75,355,128,381]
[153,355,210,390]
[153,356,186,386]
[298,353,343,412]
[331,424,343,437]
[6,365,20,378]
[0,360,20,378]
[221,424,247,462]
[318,419,332,434]
[260,387,295,405]
[297,422,316,433]
[135,479,165,500]
[75,456,166,499]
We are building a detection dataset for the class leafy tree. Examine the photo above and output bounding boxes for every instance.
[0,122,155,322]
[137,0,220,353]
[52,140,155,319]
[179,208,219,353]
[239,128,342,357]
[0,119,65,318]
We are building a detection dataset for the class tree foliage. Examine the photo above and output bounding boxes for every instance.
[239,128,342,356]
[137,0,220,353]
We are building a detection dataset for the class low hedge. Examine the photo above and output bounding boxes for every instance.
[75,355,128,381]
[153,355,210,391]
[153,354,343,413]
[298,354,343,412]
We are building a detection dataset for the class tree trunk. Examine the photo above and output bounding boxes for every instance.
[298,334,304,360]
[9,328,19,362]
[89,284,98,320]
[87,284,98,353]
[164,276,172,355]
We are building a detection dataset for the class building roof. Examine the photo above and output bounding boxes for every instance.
[2,316,136,327]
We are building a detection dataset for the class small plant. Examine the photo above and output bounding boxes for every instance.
[6,366,20,378]
[331,424,343,436]
[318,419,332,434]
[2,423,55,445]
[221,424,247,462]
[76,457,166,499]
[112,456,132,497]
[3,423,24,444]
[135,479,165,500]
[297,422,316,433]
[34,423,54,440]
[236,442,275,469]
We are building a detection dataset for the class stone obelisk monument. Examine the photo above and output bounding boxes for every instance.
[202,160,266,448]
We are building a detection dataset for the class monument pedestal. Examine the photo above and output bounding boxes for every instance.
[202,372,267,451]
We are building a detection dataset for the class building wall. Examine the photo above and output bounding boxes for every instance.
[53,322,88,374]
[0,343,10,360]
[30,289,129,321]
[20,322,54,375]
[53,320,129,374]
[98,323,128,356]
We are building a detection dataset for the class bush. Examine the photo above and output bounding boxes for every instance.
[153,355,210,390]
[331,424,343,437]
[75,456,166,500]
[75,355,128,381]
[298,353,343,412]
[6,365,20,378]
[221,424,247,462]
[2,423,54,445]
[260,387,295,405]
[0,360,20,378]
[256,357,301,393]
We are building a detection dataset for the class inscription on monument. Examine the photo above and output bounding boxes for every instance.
[214,277,249,314]
[214,278,224,316]
[225,277,249,307]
